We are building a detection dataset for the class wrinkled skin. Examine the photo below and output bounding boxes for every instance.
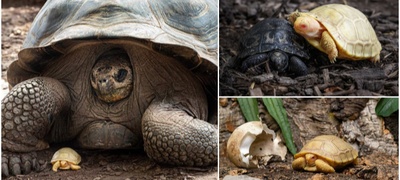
[2,41,218,177]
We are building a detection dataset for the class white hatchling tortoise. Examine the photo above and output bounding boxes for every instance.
[292,135,358,173]
[2,0,218,177]
[289,4,381,63]
[51,147,81,172]
[237,18,309,76]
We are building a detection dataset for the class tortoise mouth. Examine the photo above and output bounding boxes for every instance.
[91,48,133,103]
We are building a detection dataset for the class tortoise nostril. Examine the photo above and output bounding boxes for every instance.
[99,79,108,84]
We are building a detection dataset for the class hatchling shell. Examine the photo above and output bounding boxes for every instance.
[237,18,309,64]
[294,135,358,169]
[51,147,81,165]
[305,4,381,61]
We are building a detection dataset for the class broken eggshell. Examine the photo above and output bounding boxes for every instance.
[227,121,287,168]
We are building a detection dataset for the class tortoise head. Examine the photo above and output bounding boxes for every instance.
[290,13,323,39]
[305,153,318,167]
[90,48,133,103]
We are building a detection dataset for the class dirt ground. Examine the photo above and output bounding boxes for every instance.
[1,1,217,179]
[219,0,399,96]
[219,98,399,180]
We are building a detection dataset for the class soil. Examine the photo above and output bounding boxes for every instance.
[1,1,217,179]
[219,0,399,96]
[4,145,217,180]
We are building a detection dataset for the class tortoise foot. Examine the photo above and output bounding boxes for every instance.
[2,151,44,177]
[142,102,217,167]
[288,56,308,76]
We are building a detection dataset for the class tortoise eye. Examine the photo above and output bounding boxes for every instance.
[116,69,128,82]
[311,155,316,160]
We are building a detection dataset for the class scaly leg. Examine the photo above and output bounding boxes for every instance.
[320,31,338,63]
[142,101,217,167]
[292,156,306,171]
[2,77,70,176]
[315,159,335,173]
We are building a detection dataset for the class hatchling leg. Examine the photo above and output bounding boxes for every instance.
[370,54,380,63]
[2,77,70,176]
[320,31,338,63]
[142,101,217,167]
[292,157,306,171]
[240,53,269,73]
[288,56,308,76]
[315,159,335,173]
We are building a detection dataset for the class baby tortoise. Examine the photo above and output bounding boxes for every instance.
[236,18,309,76]
[289,4,381,63]
[51,147,81,172]
[292,135,358,173]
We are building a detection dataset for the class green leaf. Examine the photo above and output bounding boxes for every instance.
[237,98,259,122]
[262,98,297,155]
[376,98,399,117]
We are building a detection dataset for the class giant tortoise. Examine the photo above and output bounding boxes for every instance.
[2,0,218,176]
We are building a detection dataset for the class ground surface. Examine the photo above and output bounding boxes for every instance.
[220,0,399,96]
[1,1,217,179]
[5,145,217,180]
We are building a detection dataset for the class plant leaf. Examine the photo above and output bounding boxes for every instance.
[262,98,297,155]
[237,98,259,122]
[376,98,399,117]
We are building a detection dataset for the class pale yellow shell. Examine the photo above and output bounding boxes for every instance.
[51,147,81,165]
[306,4,381,60]
[294,135,358,169]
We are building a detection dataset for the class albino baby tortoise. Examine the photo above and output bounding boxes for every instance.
[289,4,381,63]
[51,147,81,172]
[292,135,358,173]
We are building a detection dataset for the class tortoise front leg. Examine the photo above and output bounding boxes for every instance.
[292,156,306,171]
[315,159,335,173]
[2,77,70,176]
[320,31,338,63]
[240,53,269,72]
[142,101,217,167]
